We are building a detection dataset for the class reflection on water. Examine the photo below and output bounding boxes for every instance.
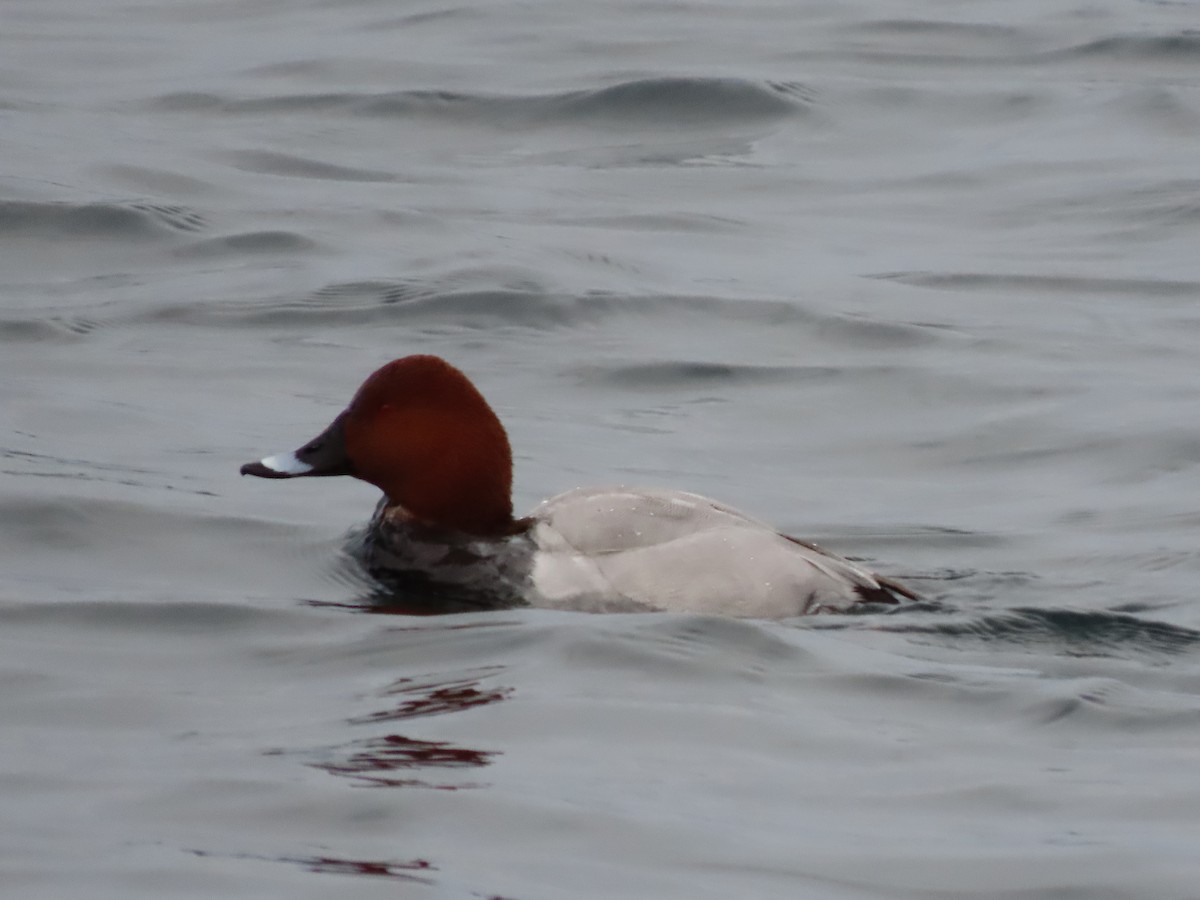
[316,734,497,789]
[188,849,437,885]
[350,669,513,725]
[316,665,508,789]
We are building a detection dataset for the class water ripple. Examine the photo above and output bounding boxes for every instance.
[150,77,813,127]
[853,607,1200,659]
[0,199,206,237]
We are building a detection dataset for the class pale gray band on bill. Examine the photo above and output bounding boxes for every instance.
[257,452,314,476]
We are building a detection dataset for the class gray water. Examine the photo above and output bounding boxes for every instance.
[4,1,1200,897]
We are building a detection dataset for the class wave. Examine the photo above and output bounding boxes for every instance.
[871,270,1200,298]
[220,149,399,183]
[574,360,849,390]
[0,199,206,237]
[0,273,952,349]
[149,77,814,127]
[815,24,1200,70]
[128,283,941,340]
[173,229,321,259]
[1053,32,1200,63]
[827,605,1200,658]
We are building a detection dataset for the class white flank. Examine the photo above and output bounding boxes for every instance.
[259,452,313,475]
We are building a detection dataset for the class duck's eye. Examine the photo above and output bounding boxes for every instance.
[379,403,395,413]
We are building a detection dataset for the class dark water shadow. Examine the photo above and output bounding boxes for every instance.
[815,604,1200,660]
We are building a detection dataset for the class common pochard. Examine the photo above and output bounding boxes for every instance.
[241,355,917,616]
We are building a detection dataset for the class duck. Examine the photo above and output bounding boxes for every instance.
[240,355,917,616]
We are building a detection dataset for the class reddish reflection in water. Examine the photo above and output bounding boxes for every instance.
[316,733,497,789]
[293,854,435,882]
[315,667,510,788]
[350,669,513,725]
[188,849,437,885]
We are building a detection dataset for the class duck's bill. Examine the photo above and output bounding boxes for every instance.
[240,412,353,479]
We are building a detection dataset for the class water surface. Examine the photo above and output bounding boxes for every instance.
[3,0,1200,897]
